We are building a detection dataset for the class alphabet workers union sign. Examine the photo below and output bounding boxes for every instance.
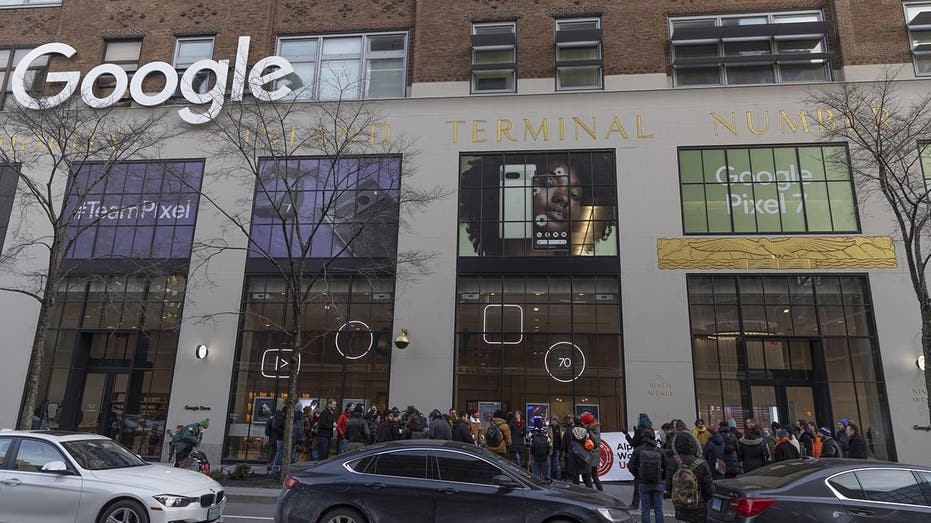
[12,37,295,125]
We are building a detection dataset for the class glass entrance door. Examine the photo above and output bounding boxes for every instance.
[76,371,129,439]
[749,383,823,429]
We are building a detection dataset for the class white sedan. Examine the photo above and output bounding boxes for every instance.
[0,430,225,523]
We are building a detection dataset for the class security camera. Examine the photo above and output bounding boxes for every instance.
[394,329,410,350]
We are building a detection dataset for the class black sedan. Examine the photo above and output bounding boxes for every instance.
[708,458,931,522]
[275,439,631,523]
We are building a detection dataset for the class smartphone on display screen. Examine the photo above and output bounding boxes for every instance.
[532,167,570,252]
[326,178,397,257]
[499,164,534,240]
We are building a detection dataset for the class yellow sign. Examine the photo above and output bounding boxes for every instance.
[657,236,897,270]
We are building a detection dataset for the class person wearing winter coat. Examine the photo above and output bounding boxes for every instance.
[629,427,666,523]
[581,412,604,492]
[671,419,702,458]
[526,417,553,479]
[666,430,714,523]
[717,423,741,478]
[403,413,427,439]
[451,411,475,444]
[485,411,512,456]
[625,413,653,507]
[375,411,395,443]
[549,416,563,480]
[508,412,527,467]
[344,405,370,453]
[796,421,814,457]
[818,427,842,458]
[772,429,801,462]
[702,424,725,480]
[468,409,483,446]
[567,425,593,488]
[692,419,710,447]
[846,422,868,459]
[737,426,770,473]
[428,409,452,440]
[836,418,851,457]
[292,408,306,460]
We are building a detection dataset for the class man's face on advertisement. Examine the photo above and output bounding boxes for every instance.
[533,164,583,234]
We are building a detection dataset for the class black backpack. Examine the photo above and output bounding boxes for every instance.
[723,432,737,454]
[485,422,503,447]
[638,445,663,484]
[264,416,273,437]
[530,431,550,462]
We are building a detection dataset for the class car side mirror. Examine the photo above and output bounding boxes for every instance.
[493,474,521,490]
[41,461,69,474]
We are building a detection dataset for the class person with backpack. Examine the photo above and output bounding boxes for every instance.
[624,413,653,508]
[818,427,842,458]
[171,419,208,468]
[666,431,714,523]
[568,425,594,488]
[702,423,725,480]
[772,429,800,462]
[527,417,552,479]
[737,425,769,473]
[717,422,741,478]
[485,410,512,457]
[581,412,604,492]
[629,427,666,523]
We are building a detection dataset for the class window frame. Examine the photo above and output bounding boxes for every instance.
[432,448,528,488]
[555,17,603,91]
[8,437,79,475]
[904,2,931,77]
[275,31,409,101]
[676,143,861,235]
[0,46,49,110]
[825,468,931,509]
[471,22,517,94]
[97,39,143,100]
[342,448,433,482]
[669,9,832,87]
[171,36,216,96]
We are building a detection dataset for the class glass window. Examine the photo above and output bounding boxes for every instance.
[104,40,142,71]
[0,437,10,466]
[173,37,214,94]
[435,451,502,485]
[458,151,617,257]
[906,4,931,76]
[829,472,866,499]
[471,22,516,93]
[556,18,603,90]
[856,470,927,506]
[0,165,17,256]
[671,10,830,86]
[0,47,48,109]
[277,38,317,99]
[372,451,429,479]
[14,440,67,473]
[678,145,859,234]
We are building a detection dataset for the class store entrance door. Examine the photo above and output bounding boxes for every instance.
[76,371,129,439]
[742,337,832,429]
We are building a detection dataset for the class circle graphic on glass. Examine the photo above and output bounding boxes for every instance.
[335,320,374,360]
[544,342,586,383]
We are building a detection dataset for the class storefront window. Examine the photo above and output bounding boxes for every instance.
[33,275,185,458]
[458,151,618,257]
[679,145,858,234]
[225,275,394,460]
[455,275,624,430]
[687,274,894,460]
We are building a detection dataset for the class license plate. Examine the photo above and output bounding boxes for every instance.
[207,505,221,521]
[712,497,723,512]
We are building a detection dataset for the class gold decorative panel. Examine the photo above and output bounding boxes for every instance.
[657,236,897,270]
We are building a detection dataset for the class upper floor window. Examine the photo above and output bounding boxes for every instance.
[670,11,831,87]
[0,47,47,109]
[905,3,931,76]
[0,0,61,8]
[555,18,603,90]
[173,37,214,95]
[95,40,142,100]
[471,22,516,94]
[276,32,408,101]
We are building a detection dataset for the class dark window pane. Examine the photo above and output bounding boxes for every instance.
[14,440,66,472]
[0,438,10,467]
[856,470,925,505]
[824,339,853,381]
[435,451,502,485]
[829,472,866,500]
[372,451,429,479]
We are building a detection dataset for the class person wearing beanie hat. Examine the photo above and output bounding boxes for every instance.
[836,418,851,457]
[527,416,553,479]
[171,418,208,468]
[199,419,210,429]
[581,413,595,426]
[344,403,371,453]
[667,431,714,523]
[624,413,654,506]
[428,408,452,441]
[818,427,842,458]
[581,413,604,492]
[772,428,800,462]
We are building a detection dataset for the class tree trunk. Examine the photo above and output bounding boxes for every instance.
[280,319,301,482]
[19,263,59,430]
[922,303,931,425]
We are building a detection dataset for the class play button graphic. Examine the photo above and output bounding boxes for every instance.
[261,349,301,378]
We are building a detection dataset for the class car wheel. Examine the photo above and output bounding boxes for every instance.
[321,507,367,523]
[98,500,149,523]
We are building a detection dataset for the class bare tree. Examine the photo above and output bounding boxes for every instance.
[807,68,931,422]
[0,98,177,430]
[191,74,442,479]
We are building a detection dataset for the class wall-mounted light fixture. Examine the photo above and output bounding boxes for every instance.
[195,344,209,359]
[919,355,926,372]
[393,329,409,350]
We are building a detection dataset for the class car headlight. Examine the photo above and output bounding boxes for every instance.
[597,507,630,522]
[154,495,197,507]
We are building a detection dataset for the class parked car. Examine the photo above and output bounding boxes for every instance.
[276,439,631,523]
[0,429,225,523]
[708,458,931,522]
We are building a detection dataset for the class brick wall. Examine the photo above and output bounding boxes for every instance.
[0,0,916,84]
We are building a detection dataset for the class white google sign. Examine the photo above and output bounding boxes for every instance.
[11,36,295,125]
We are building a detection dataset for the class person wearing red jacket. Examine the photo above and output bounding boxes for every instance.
[336,403,354,455]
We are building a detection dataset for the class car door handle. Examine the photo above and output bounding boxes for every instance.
[435,488,459,495]
[849,508,874,516]
[1,478,22,487]
[365,482,387,490]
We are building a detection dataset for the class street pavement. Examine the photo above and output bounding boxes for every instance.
[220,482,676,522]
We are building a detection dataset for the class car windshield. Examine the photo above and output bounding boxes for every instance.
[61,439,149,470]
[736,460,829,489]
